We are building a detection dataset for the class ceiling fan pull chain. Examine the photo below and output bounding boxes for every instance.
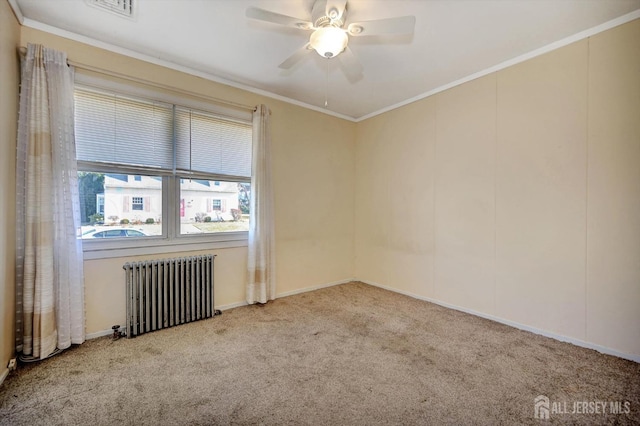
[324,58,329,108]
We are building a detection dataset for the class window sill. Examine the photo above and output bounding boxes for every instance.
[82,233,248,260]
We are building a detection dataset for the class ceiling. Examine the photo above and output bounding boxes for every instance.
[11,0,640,120]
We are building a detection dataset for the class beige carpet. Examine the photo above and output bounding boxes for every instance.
[1,282,638,425]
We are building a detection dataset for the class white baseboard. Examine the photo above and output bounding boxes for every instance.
[0,367,9,387]
[84,302,244,340]
[85,329,113,340]
[215,300,248,311]
[83,277,638,363]
[361,279,640,364]
[85,278,354,340]
[276,278,354,299]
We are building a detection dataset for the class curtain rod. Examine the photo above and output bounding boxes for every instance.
[18,46,256,113]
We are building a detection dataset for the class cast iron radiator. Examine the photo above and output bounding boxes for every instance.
[123,255,220,338]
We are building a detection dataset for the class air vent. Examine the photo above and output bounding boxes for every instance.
[86,0,134,18]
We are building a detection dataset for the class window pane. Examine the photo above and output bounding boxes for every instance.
[78,172,162,238]
[180,179,250,234]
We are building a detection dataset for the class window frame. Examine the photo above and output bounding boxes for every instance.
[75,74,252,260]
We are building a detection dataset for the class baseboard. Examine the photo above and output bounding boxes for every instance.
[0,367,9,387]
[216,300,249,311]
[361,279,640,364]
[85,300,245,340]
[83,280,355,341]
[85,329,113,340]
[276,278,355,299]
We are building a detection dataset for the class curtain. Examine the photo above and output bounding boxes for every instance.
[246,105,276,304]
[16,44,85,360]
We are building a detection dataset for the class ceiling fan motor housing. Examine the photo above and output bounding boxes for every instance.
[312,0,347,28]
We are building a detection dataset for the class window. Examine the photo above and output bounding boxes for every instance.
[86,173,162,234]
[74,84,252,252]
[180,180,248,234]
[96,194,105,216]
[131,196,144,211]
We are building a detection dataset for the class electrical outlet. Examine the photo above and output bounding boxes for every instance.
[7,358,17,371]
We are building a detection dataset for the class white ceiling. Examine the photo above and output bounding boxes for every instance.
[12,0,640,120]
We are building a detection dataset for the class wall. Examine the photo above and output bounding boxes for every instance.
[20,27,356,336]
[586,20,640,355]
[9,13,638,361]
[0,0,20,378]
[355,19,640,360]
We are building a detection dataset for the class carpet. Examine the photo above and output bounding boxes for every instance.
[1,281,638,425]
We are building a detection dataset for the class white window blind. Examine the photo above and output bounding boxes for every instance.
[74,88,252,179]
[175,107,252,179]
[74,88,174,169]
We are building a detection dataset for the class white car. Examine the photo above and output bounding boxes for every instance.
[82,228,148,239]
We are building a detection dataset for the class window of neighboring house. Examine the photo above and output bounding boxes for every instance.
[96,194,105,215]
[74,82,252,253]
[181,181,248,234]
[131,196,144,211]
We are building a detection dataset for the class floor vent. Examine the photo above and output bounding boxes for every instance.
[86,0,134,18]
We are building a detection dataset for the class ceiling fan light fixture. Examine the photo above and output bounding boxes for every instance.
[309,26,348,58]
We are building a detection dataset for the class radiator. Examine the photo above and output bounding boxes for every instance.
[123,254,220,338]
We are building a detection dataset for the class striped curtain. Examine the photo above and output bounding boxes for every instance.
[16,44,85,360]
[246,105,276,304]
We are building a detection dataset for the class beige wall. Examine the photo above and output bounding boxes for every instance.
[355,19,640,359]
[19,27,356,335]
[355,99,437,297]
[435,74,496,315]
[0,1,20,376]
[586,20,640,355]
[3,15,637,360]
[495,41,588,339]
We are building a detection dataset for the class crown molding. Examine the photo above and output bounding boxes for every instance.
[7,0,24,24]
[356,8,640,122]
[17,7,640,123]
[20,17,357,122]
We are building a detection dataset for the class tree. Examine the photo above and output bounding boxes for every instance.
[78,172,105,225]
[238,183,250,215]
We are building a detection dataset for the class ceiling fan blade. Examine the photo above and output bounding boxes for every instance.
[246,7,313,30]
[338,47,363,81]
[347,16,416,37]
[279,43,313,69]
[325,0,347,22]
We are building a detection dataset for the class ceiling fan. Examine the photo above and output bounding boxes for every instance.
[246,0,416,80]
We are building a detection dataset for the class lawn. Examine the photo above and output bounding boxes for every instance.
[192,221,249,233]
